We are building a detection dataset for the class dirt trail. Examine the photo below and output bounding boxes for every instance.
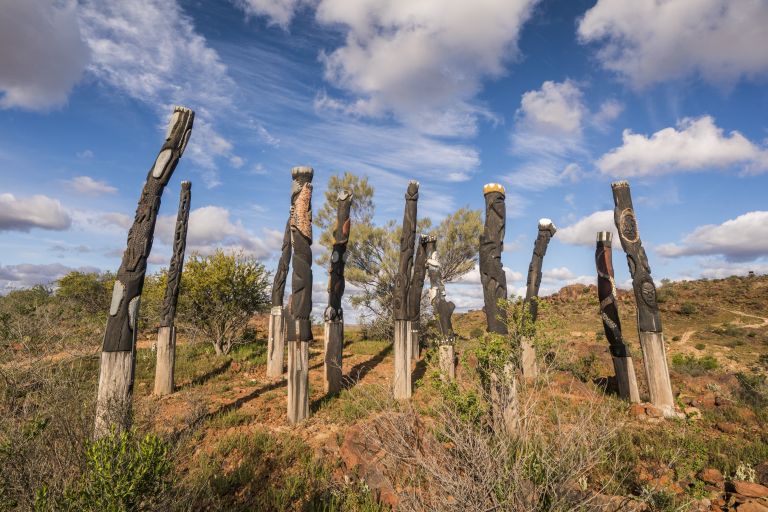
[724,309,768,329]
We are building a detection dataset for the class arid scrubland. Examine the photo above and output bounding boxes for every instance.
[1,273,767,511]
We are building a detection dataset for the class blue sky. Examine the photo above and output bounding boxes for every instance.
[1,0,767,321]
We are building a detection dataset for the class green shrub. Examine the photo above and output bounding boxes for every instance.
[469,327,484,339]
[671,354,718,376]
[679,302,697,316]
[56,271,113,316]
[63,429,172,512]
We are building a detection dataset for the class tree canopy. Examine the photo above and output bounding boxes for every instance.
[315,173,482,335]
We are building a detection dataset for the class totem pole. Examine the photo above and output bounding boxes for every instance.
[154,181,191,396]
[479,183,508,334]
[521,218,557,380]
[479,183,518,433]
[393,181,419,399]
[425,236,457,380]
[595,231,640,403]
[95,106,194,438]
[323,190,352,395]
[406,235,429,360]
[287,166,314,424]
[267,219,291,379]
[611,181,675,416]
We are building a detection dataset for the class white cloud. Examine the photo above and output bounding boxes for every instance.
[78,0,239,187]
[538,267,594,296]
[597,116,768,178]
[657,211,768,262]
[315,0,540,136]
[156,205,283,258]
[71,210,131,233]
[64,176,117,196]
[542,266,575,283]
[233,0,303,28]
[0,193,72,232]
[447,264,525,311]
[591,99,623,130]
[0,262,100,293]
[557,210,617,247]
[679,258,768,280]
[507,81,594,192]
[0,0,88,110]
[517,80,585,136]
[577,0,768,88]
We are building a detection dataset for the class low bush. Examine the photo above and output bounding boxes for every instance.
[61,429,172,512]
[671,354,718,376]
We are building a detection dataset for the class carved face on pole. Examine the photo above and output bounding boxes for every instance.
[393,181,419,321]
[479,183,508,334]
[103,106,194,353]
[611,181,662,333]
[325,190,353,322]
[290,166,314,342]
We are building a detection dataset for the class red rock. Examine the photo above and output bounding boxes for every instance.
[698,468,725,487]
[646,405,664,418]
[732,481,768,499]
[630,404,646,417]
[737,500,768,512]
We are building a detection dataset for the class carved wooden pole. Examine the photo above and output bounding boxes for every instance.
[154,181,191,396]
[425,236,457,380]
[95,106,194,438]
[407,235,429,360]
[323,190,352,395]
[267,218,291,379]
[287,166,313,424]
[479,183,508,334]
[611,181,675,416]
[479,184,519,433]
[393,181,419,399]
[595,231,641,403]
[521,218,556,380]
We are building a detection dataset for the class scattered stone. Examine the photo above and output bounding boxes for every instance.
[731,481,768,499]
[630,403,646,417]
[716,422,740,434]
[684,406,702,420]
[755,462,768,486]
[698,468,725,487]
[646,405,664,418]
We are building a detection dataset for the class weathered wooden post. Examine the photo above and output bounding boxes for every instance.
[595,231,641,403]
[154,181,191,396]
[521,218,556,380]
[287,166,314,424]
[425,236,457,380]
[267,219,291,379]
[323,190,352,395]
[393,181,419,399]
[479,183,508,334]
[479,184,518,433]
[611,181,675,416]
[407,235,429,360]
[95,106,194,438]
